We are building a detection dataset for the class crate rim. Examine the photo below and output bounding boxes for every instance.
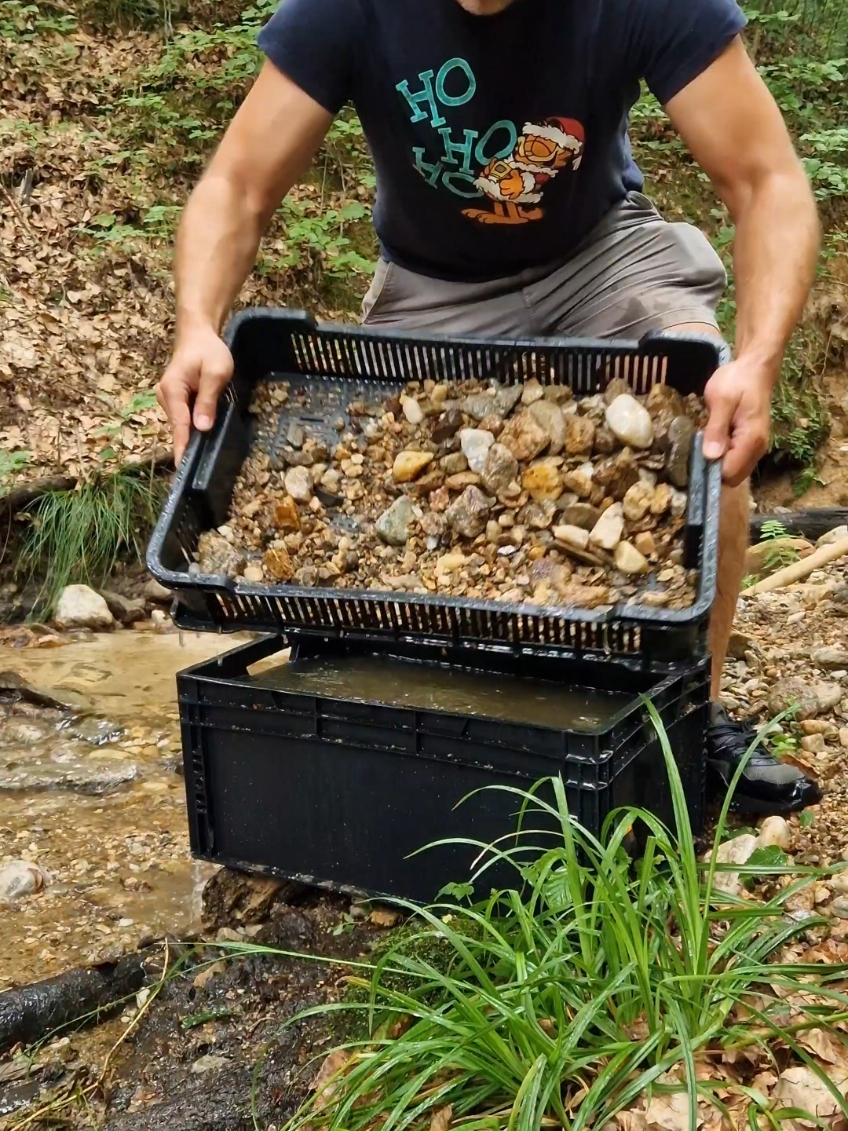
[177,633,707,747]
[147,311,725,648]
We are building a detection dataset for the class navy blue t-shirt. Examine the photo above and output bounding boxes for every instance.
[258,0,746,282]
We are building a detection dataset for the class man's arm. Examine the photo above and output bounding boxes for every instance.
[666,36,820,486]
[157,62,333,464]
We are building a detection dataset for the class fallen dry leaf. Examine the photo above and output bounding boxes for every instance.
[429,1104,453,1131]
[311,1050,352,1111]
[644,1090,689,1131]
[772,1064,848,1127]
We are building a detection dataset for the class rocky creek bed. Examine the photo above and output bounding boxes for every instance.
[196,376,706,611]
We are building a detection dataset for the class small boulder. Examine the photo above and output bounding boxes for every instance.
[563,414,596,456]
[614,541,649,575]
[432,407,464,442]
[55,585,114,631]
[481,443,519,495]
[589,504,625,551]
[143,578,173,603]
[561,502,601,531]
[757,816,792,851]
[522,458,562,501]
[196,531,246,577]
[460,428,496,475]
[99,589,146,625]
[401,396,424,425]
[0,860,48,902]
[445,485,494,539]
[605,394,653,450]
[376,497,416,546]
[284,466,313,502]
[527,400,566,454]
[666,416,695,488]
[499,412,551,462]
[393,450,435,483]
[622,481,653,523]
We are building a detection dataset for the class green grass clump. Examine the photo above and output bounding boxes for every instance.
[245,705,848,1131]
[17,469,167,617]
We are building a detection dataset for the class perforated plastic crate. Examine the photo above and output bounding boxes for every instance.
[149,310,725,663]
[177,635,710,903]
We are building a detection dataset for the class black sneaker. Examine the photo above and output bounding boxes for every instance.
[707,704,822,815]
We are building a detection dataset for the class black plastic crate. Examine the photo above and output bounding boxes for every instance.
[148,310,725,664]
[177,634,710,903]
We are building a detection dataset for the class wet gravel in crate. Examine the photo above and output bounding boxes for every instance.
[195,375,706,611]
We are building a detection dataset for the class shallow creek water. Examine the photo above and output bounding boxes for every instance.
[0,631,248,990]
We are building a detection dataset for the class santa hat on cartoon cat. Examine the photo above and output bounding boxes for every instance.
[518,117,585,172]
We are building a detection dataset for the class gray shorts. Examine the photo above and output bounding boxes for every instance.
[361,191,726,341]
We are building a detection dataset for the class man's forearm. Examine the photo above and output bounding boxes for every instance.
[729,167,820,381]
[174,173,268,338]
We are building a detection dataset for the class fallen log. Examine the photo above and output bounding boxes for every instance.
[750,509,848,543]
[742,535,848,596]
[0,953,148,1053]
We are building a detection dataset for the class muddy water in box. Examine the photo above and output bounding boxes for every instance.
[250,655,632,731]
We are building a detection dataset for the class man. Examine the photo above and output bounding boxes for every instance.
[157,0,822,814]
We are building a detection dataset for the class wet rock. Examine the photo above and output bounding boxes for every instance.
[99,590,146,626]
[202,869,301,930]
[645,383,684,417]
[562,468,593,499]
[460,392,496,421]
[54,585,114,632]
[273,496,301,531]
[432,407,464,442]
[713,833,758,897]
[817,525,848,547]
[812,646,848,670]
[446,471,480,490]
[500,412,551,461]
[191,1054,231,1075]
[492,384,523,416]
[143,578,172,603]
[196,532,246,578]
[561,584,610,609]
[445,486,494,539]
[593,426,618,455]
[603,376,632,404]
[622,481,653,523]
[650,483,672,516]
[522,499,557,529]
[589,504,625,551]
[286,421,305,450]
[527,400,566,454]
[614,542,649,575]
[521,378,545,405]
[401,396,424,425]
[553,525,590,551]
[561,502,601,531]
[263,546,295,582]
[522,458,562,501]
[563,415,595,456]
[594,450,640,501]
[605,394,653,450]
[440,452,469,475]
[0,861,48,902]
[460,428,496,475]
[376,497,416,546]
[481,443,519,495]
[758,816,792,851]
[666,416,695,488]
[393,450,434,483]
[284,466,313,502]
[767,677,820,720]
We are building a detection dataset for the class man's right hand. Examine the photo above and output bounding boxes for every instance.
[157,327,234,466]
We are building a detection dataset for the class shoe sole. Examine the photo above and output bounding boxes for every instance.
[706,764,821,817]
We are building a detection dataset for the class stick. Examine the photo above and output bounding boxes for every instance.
[743,536,848,595]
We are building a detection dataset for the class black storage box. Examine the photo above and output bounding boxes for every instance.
[149,311,725,664]
[178,635,710,903]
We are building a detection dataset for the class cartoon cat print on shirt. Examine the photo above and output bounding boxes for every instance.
[395,59,585,227]
[464,118,585,225]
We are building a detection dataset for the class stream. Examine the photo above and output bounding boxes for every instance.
[0,631,248,991]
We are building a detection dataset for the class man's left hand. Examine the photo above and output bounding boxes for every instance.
[702,358,775,487]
